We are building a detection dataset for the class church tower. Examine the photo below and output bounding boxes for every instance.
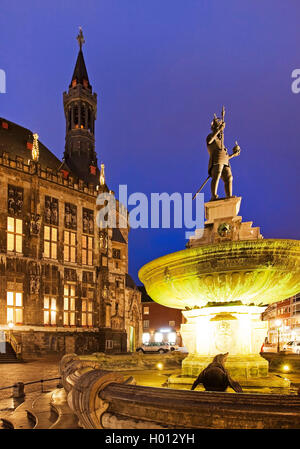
[63,28,99,184]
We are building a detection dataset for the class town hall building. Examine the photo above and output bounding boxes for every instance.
[0,29,142,358]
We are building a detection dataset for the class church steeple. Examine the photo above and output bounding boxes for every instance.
[63,28,98,184]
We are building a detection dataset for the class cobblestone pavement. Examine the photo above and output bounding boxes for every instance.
[0,357,61,400]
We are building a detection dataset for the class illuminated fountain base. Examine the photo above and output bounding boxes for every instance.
[168,305,290,388]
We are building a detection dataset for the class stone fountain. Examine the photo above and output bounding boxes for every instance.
[139,196,300,389]
[139,108,300,390]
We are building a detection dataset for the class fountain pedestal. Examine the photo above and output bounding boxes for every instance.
[176,305,291,387]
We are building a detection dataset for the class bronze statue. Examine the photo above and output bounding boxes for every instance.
[193,107,241,201]
[191,352,243,393]
[207,107,240,201]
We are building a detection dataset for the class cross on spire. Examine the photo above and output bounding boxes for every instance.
[77,27,85,51]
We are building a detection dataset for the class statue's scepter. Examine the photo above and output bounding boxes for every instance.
[220,105,225,150]
[193,106,225,200]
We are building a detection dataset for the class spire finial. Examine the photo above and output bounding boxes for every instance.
[76,27,85,51]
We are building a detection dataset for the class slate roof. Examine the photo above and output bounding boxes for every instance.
[0,118,63,172]
[138,285,154,303]
[126,273,137,290]
[112,228,127,244]
[70,50,91,89]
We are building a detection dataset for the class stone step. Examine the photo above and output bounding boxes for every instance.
[0,392,40,429]
[0,389,79,429]
[26,391,58,429]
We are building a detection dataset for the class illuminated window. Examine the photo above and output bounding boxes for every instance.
[44,297,56,325]
[82,288,93,327]
[143,320,149,329]
[154,332,163,343]
[64,231,76,263]
[168,320,175,327]
[44,226,57,259]
[7,217,22,253]
[168,332,177,344]
[64,284,76,326]
[142,333,150,344]
[82,235,93,265]
[7,291,23,324]
[144,306,149,315]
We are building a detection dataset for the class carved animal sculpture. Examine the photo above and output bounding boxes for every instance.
[191,352,243,393]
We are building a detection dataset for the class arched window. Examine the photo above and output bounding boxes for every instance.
[74,105,79,128]
[81,105,86,129]
[88,108,91,131]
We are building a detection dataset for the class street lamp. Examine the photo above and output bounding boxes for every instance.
[275,319,282,352]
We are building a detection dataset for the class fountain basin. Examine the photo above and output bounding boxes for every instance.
[138,239,300,309]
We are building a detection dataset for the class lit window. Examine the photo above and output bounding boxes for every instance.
[144,307,149,315]
[168,320,175,327]
[82,235,93,265]
[7,217,22,253]
[168,332,177,344]
[82,289,93,327]
[7,291,23,324]
[44,297,56,325]
[64,284,76,326]
[64,231,76,263]
[143,320,149,329]
[142,333,150,344]
[154,332,163,343]
[44,226,57,259]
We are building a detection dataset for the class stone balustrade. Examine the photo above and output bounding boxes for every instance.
[59,353,300,429]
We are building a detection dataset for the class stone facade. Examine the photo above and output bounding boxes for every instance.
[0,34,141,357]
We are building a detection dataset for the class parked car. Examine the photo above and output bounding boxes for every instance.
[136,342,176,354]
[260,343,277,353]
[282,341,300,354]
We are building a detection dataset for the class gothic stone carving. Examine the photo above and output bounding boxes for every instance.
[8,185,23,216]
[83,208,94,234]
[65,203,77,230]
[45,196,58,225]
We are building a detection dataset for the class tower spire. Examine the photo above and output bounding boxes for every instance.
[63,29,98,184]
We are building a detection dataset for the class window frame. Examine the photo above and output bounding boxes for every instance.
[6,290,23,325]
[7,217,23,253]
[82,234,93,266]
[63,284,76,326]
[64,230,77,263]
[44,225,58,260]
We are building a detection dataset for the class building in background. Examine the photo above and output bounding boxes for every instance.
[0,30,141,358]
[138,286,184,346]
[262,294,300,345]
